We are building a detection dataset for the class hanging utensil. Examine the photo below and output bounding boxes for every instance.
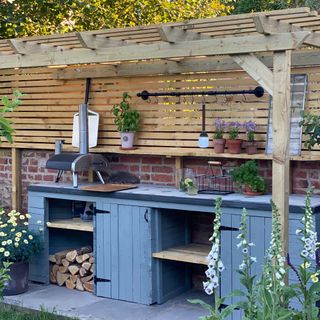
[198,102,209,148]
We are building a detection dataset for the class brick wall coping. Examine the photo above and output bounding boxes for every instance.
[28,183,320,214]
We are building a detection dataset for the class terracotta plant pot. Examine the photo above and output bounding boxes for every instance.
[244,141,258,155]
[4,261,29,296]
[120,132,135,149]
[226,139,242,154]
[243,185,264,196]
[213,138,226,153]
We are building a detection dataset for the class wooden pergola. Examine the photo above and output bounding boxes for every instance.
[2,7,320,256]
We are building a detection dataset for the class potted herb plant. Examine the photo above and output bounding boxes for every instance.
[243,120,257,154]
[112,92,140,149]
[213,118,226,153]
[0,209,42,295]
[226,121,242,154]
[230,160,267,196]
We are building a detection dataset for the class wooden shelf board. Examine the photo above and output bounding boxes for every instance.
[152,243,210,265]
[47,218,93,232]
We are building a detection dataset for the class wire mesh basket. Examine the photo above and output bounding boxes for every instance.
[195,161,234,195]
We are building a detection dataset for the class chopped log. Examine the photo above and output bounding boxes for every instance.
[66,278,76,290]
[76,253,90,264]
[61,259,70,267]
[55,249,71,265]
[49,254,56,263]
[81,274,93,283]
[83,281,94,293]
[56,271,69,286]
[70,274,78,284]
[66,246,92,263]
[58,265,68,274]
[50,271,57,284]
[82,262,91,271]
[89,256,94,264]
[66,250,78,263]
[79,267,88,277]
[68,265,80,275]
[90,265,94,274]
[76,278,84,291]
[52,264,59,278]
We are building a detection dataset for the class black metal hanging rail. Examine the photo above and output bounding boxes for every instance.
[137,86,264,100]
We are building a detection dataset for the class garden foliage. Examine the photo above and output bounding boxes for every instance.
[195,192,320,319]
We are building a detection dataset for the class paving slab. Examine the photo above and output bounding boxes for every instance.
[3,283,211,320]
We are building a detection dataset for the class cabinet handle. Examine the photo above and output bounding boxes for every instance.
[144,209,149,223]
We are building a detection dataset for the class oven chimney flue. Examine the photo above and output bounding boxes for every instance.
[79,103,89,154]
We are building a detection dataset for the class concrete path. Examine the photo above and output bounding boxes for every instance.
[4,284,211,320]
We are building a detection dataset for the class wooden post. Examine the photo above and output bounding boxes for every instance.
[11,148,22,212]
[175,157,183,189]
[272,50,291,257]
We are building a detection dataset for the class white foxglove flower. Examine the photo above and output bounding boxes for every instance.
[250,257,257,263]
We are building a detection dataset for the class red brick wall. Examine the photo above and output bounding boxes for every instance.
[0,149,12,209]
[0,149,317,211]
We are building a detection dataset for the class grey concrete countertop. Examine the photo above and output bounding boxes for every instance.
[28,183,320,213]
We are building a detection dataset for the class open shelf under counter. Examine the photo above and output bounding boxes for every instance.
[46,218,93,232]
[152,243,210,265]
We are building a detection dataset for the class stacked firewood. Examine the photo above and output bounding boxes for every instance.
[49,246,94,293]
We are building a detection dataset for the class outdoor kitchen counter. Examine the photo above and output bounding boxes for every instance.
[27,183,320,317]
[28,183,320,212]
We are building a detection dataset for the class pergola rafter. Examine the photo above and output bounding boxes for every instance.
[1,7,320,259]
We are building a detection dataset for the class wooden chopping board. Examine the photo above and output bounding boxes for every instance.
[80,183,137,192]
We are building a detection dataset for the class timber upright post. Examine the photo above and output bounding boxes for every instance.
[272,50,292,258]
[11,148,22,212]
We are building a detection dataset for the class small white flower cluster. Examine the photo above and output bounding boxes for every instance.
[266,203,286,287]
[203,198,224,295]
[237,208,256,270]
[296,193,318,261]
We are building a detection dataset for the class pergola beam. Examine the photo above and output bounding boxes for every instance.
[54,50,320,80]
[76,32,137,49]
[8,39,66,54]
[232,53,273,96]
[253,15,320,48]
[0,32,310,69]
[158,26,211,43]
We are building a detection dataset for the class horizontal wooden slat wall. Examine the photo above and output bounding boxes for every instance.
[0,65,319,158]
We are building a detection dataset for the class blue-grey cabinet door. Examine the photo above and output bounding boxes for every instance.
[94,201,114,298]
[116,205,155,305]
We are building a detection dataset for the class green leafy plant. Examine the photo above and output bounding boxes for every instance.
[235,208,258,319]
[112,92,140,132]
[230,160,267,193]
[287,189,320,320]
[256,201,296,320]
[0,261,12,299]
[0,209,42,263]
[299,111,320,151]
[189,198,240,319]
[0,91,22,144]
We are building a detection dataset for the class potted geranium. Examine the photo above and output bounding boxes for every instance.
[226,121,242,154]
[230,160,267,195]
[213,118,226,153]
[243,120,257,154]
[112,92,140,149]
[0,209,42,295]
